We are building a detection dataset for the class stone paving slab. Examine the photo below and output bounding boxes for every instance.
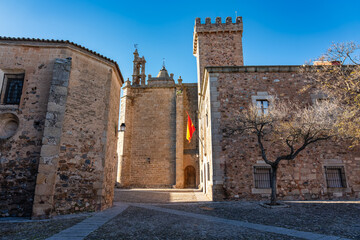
[46,203,128,240]
[133,203,350,240]
[85,206,302,240]
[159,201,360,239]
[0,216,87,240]
[12,188,356,240]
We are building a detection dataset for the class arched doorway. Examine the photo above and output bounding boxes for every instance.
[184,165,196,188]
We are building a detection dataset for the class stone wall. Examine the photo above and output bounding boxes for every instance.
[175,84,184,188]
[182,84,199,187]
[121,86,177,187]
[204,66,360,200]
[198,71,223,200]
[0,44,66,217]
[0,39,123,218]
[118,81,199,189]
[102,69,121,210]
[117,81,133,187]
[43,51,121,217]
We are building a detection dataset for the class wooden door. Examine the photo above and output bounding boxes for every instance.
[184,166,196,188]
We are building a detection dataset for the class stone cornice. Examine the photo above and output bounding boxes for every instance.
[205,65,300,73]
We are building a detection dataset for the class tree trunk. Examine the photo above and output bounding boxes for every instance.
[270,165,278,205]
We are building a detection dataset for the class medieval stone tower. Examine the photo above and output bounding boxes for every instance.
[193,17,244,199]
[117,49,199,188]
[193,16,244,91]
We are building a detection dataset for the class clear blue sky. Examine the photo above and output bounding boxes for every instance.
[1,0,359,83]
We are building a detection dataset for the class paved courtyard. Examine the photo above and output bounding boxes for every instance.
[1,189,359,239]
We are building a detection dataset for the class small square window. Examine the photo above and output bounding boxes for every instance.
[254,166,271,189]
[325,166,347,188]
[256,100,269,115]
[315,98,326,103]
[1,74,24,105]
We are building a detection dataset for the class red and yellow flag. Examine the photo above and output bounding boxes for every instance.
[186,112,196,143]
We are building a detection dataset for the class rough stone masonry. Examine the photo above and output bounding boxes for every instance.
[194,17,360,201]
[1,15,359,219]
[0,38,123,218]
[117,49,199,189]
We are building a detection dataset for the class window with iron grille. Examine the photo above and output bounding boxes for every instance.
[1,74,24,105]
[325,166,347,188]
[256,100,269,115]
[254,166,271,189]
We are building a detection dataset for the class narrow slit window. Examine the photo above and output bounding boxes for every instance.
[207,162,210,181]
[254,166,271,189]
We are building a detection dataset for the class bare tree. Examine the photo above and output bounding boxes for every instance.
[227,100,339,205]
[302,42,360,145]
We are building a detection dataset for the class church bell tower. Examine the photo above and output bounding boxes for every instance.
[132,48,146,85]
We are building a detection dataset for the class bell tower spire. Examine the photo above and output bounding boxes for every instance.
[132,45,146,85]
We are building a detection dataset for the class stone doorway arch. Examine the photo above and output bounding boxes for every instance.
[184,165,196,188]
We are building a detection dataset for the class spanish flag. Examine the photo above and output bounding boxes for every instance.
[186,112,196,143]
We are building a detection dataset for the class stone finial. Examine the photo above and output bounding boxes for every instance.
[177,76,183,85]
[205,17,211,24]
[236,16,242,23]
[195,18,201,25]
[148,74,152,79]
[215,17,221,24]
[125,78,131,87]
[170,73,174,79]
[226,17,232,24]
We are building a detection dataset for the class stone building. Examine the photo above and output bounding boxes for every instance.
[0,37,123,218]
[1,15,359,220]
[194,17,360,201]
[117,49,199,189]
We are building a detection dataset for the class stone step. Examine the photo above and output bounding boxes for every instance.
[114,188,210,203]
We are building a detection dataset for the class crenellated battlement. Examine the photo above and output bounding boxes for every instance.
[194,16,243,34]
[195,16,242,26]
[193,16,244,89]
[193,16,243,55]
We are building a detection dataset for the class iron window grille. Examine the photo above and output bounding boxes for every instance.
[325,166,347,188]
[254,166,271,189]
[256,100,269,115]
[2,74,24,105]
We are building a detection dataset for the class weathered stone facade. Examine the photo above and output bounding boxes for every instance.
[117,51,199,189]
[203,67,360,200]
[194,17,244,199]
[1,15,359,219]
[194,18,360,201]
[0,38,123,218]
